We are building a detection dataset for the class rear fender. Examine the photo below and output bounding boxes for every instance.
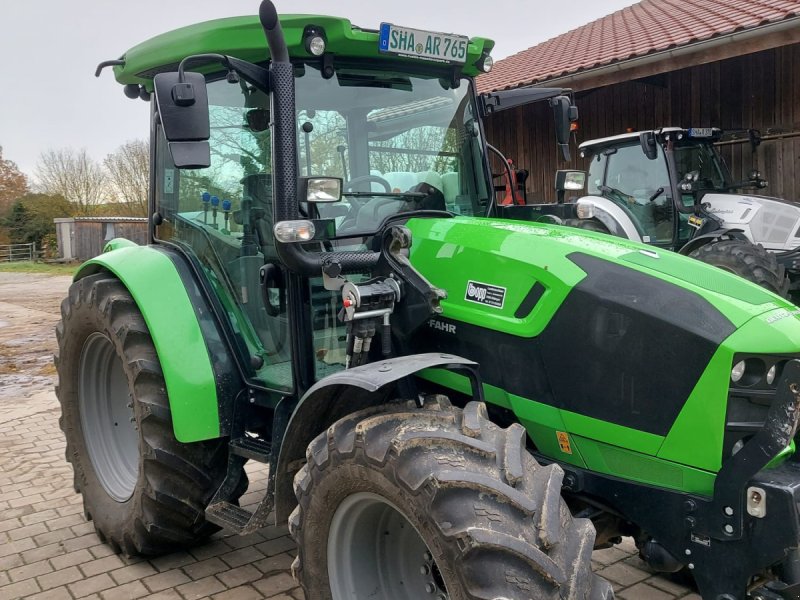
[680,228,746,256]
[273,353,479,521]
[74,240,225,443]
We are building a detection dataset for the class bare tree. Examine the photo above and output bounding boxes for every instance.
[35,148,109,214]
[104,140,149,216]
[0,146,29,216]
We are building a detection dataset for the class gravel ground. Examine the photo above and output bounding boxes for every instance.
[0,271,700,599]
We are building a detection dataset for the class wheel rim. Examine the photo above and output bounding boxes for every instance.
[78,332,138,502]
[328,492,449,600]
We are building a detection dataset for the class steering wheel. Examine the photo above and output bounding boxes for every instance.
[344,175,392,193]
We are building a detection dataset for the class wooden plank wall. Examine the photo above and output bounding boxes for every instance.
[73,222,148,261]
[483,42,800,204]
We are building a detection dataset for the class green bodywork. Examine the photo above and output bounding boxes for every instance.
[406,217,799,495]
[75,239,220,442]
[112,15,494,89]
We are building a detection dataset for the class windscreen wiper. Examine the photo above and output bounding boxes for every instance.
[343,191,426,199]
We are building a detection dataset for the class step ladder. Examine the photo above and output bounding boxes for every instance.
[205,434,275,534]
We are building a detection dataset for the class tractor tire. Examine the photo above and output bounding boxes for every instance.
[289,396,613,600]
[566,218,610,234]
[689,239,790,298]
[55,273,245,556]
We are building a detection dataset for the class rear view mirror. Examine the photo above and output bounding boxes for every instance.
[550,96,576,162]
[639,131,657,160]
[153,71,211,169]
[300,177,342,203]
[555,170,586,191]
[555,170,585,204]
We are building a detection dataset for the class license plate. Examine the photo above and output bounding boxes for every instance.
[379,23,468,64]
[689,128,713,138]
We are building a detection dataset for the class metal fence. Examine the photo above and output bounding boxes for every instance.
[0,243,37,262]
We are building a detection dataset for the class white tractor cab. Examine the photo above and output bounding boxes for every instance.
[510,127,797,298]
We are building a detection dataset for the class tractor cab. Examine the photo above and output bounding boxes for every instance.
[578,128,722,246]
[137,18,498,393]
[573,127,771,249]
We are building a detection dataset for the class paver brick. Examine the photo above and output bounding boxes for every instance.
[109,562,158,585]
[599,561,652,587]
[20,541,66,564]
[8,558,52,583]
[618,581,677,600]
[253,552,293,575]
[24,584,73,600]
[36,565,83,590]
[253,573,297,598]
[20,509,59,527]
[143,568,192,593]
[217,564,262,588]
[149,551,196,572]
[0,517,22,533]
[0,577,41,599]
[7,523,48,542]
[183,556,228,580]
[212,585,264,600]
[176,574,226,600]
[220,546,265,569]
[79,554,126,578]
[46,513,85,531]
[254,537,295,558]
[32,527,76,547]
[67,572,116,598]
[99,580,149,600]
[50,549,93,570]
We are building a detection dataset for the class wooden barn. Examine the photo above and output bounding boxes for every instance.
[478,0,800,204]
[55,217,148,261]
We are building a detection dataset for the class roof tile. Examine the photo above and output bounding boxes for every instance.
[477,0,800,91]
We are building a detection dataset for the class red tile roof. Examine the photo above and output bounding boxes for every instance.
[477,0,800,92]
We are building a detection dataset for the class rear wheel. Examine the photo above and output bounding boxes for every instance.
[55,273,245,555]
[289,396,613,600]
[689,239,790,298]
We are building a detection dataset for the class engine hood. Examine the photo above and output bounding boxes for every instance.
[405,216,792,336]
[702,193,800,248]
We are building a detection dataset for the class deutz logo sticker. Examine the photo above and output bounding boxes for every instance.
[465,280,506,309]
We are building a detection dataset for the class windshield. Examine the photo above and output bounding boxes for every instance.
[673,141,731,191]
[295,62,490,235]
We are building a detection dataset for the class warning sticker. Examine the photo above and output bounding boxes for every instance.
[464,280,506,309]
[556,431,573,455]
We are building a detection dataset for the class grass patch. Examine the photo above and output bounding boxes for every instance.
[0,261,78,276]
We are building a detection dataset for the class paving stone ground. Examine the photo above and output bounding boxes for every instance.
[0,271,700,599]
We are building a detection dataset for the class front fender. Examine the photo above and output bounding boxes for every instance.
[679,228,746,256]
[576,196,642,241]
[274,353,478,521]
[75,240,221,443]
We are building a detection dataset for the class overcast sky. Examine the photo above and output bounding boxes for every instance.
[0,0,634,179]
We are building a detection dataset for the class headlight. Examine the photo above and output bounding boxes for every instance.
[731,360,746,383]
[730,357,766,387]
[766,362,785,386]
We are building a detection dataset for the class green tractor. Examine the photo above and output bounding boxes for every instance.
[57,2,800,598]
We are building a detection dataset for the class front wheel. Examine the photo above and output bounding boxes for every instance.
[688,239,790,298]
[289,396,612,600]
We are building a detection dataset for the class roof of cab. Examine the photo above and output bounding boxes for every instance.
[578,127,723,153]
[111,14,494,88]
